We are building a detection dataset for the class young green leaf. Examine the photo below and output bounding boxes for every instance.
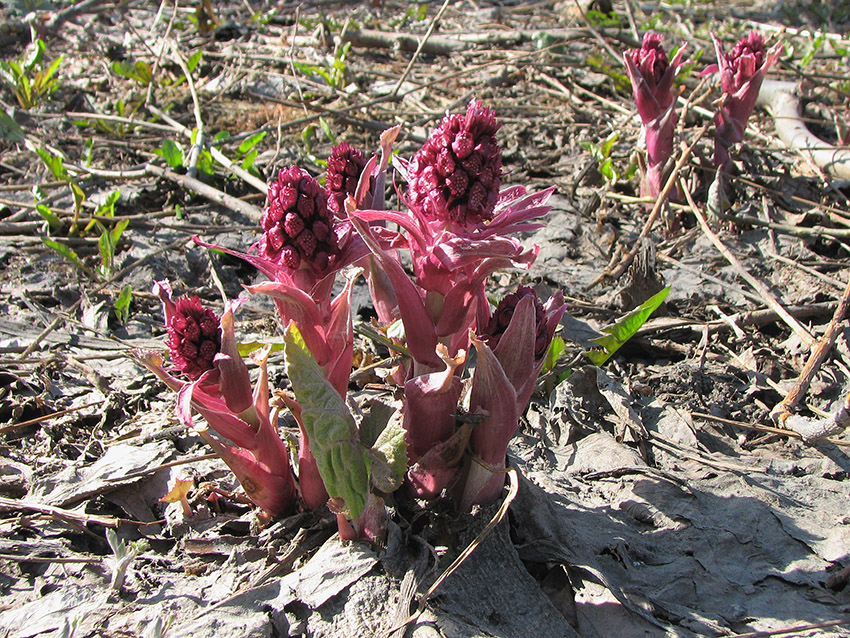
[42,237,95,278]
[36,204,61,231]
[114,284,133,324]
[368,410,407,493]
[0,109,25,143]
[542,334,566,375]
[155,139,183,168]
[583,287,670,366]
[237,131,266,155]
[283,322,370,521]
[36,148,68,181]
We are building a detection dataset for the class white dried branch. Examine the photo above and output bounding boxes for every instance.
[757,80,850,180]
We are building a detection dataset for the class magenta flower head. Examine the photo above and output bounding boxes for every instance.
[326,142,369,217]
[258,166,339,273]
[623,32,686,199]
[131,281,297,518]
[457,287,566,511]
[707,31,782,169]
[165,295,221,381]
[407,100,502,228]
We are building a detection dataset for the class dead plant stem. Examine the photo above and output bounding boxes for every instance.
[586,123,709,290]
[774,274,850,419]
[680,178,817,348]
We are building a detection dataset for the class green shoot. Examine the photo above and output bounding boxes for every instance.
[0,39,64,109]
[583,287,670,366]
[581,132,620,183]
[114,285,133,324]
[105,528,137,591]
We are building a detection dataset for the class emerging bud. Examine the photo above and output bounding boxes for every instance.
[258,167,339,272]
[167,296,221,380]
[708,31,782,169]
[407,100,502,226]
[483,285,550,359]
[623,32,685,200]
[326,142,368,216]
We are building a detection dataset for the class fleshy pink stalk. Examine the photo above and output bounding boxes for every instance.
[457,287,566,510]
[623,32,686,201]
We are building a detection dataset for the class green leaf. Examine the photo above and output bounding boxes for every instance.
[96,189,121,218]
[600,132,619,158]
[98,229,114,272]
[542,335,565,375]
[583,287,669,366]
[114,284,133,324]
[283,322,370,521]
[368,410,407,493]
[155,139,183,168]
[110,219,129,245]
[36,148,68,181]
[41,237,91,276]
[35,204,61,231]
[40,54,64,87]
[0,109,24,143]
[240,149,259,172]
[237,131,266,155]
[186,50,203,73]
[318,117,337,145]
[24,40,45,70]
[134,61,153,85]
[236,341,285,357]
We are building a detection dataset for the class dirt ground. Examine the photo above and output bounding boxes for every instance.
[1,1,850,637]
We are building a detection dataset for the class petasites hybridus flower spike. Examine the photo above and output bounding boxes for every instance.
[708,31,783,170]
[457,287,566,511]
[326,142,369,217]
[623,32,686,201]
[350,107,555,373]
[260,166,339,272]
[407,99,502,228]
[131,281,297,518]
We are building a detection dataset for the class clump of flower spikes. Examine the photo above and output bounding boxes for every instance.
[407,100,502,225]
[258,167,339,272]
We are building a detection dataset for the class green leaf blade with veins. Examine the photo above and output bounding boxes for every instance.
[283,322,369,521]
[583,287,670,366]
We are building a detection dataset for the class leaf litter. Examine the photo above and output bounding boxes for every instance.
[1,1,850,637]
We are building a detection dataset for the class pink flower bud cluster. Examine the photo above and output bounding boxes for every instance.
[407,101,502,226]
[259,167,339,272]
[326,142,368,216]
[483,285,550,359]
[166,296,221,380]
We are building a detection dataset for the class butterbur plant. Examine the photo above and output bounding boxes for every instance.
[137,99,571,543]
[623,32,685,206]
[131,282,298,518]
[708,31,783,171]
[458,287,565,510]
[349,100,558,500]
